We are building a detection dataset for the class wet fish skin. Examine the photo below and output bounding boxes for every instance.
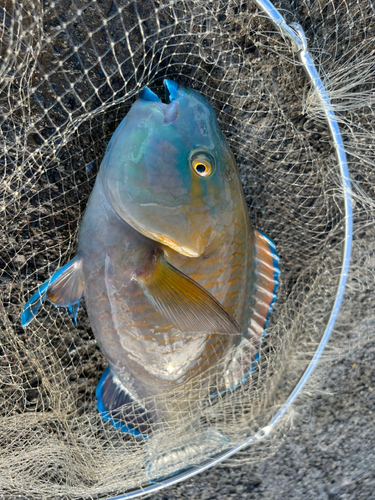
[101,85,249,260]
[21,80,279,434]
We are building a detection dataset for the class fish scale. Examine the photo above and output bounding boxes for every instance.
[21,80,279,437]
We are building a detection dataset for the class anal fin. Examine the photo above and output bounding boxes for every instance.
[21,255,83,327]
[96,368,153,438]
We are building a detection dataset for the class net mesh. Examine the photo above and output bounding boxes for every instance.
[1,0,374,498]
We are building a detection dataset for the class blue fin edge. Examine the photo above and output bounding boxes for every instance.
[68,303,80,326]
[210,231,280,397]
[96,368,148,439]
[257,229,280,329]
[21,257,81,327]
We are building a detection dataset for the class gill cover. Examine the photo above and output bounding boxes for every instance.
[100,80,244,257]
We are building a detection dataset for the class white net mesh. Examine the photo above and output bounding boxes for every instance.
[1,0,374,498]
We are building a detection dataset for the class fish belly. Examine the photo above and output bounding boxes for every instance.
[78,179,234,411]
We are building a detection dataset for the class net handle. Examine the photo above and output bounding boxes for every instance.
[106,3,353,498]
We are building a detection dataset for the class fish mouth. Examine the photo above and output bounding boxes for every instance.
[139,80,179,124]
[139,79,179,104]
[164,79,179,103]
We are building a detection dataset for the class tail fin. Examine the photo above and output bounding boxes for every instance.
[21,256,83,327]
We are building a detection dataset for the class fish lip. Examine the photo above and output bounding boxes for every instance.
[139,81,179,123]
[139,86,161,102]
[164,79,179,103]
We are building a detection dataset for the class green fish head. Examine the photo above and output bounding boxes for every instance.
[101,79,246,257]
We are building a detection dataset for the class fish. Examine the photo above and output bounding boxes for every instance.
[21,79,280,438]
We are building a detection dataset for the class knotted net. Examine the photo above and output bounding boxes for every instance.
[0,0,374,498]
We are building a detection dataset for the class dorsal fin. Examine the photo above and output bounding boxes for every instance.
[216,229,280,394]
[248,229,280,340]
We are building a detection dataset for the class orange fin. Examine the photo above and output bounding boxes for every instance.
[248,229,280,343]
[133,252,242,337]
[214,229,280,394]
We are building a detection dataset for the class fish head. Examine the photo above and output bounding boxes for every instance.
[100,79,246,257]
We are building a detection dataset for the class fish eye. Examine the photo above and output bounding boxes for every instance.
[191,153,214,177]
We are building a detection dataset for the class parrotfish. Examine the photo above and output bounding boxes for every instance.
[21,80,279,437]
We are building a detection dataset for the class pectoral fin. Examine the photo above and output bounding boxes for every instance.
[133,253,241,336]
[21,256,83,327]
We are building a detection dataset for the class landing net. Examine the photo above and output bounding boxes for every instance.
[0,0,374,498]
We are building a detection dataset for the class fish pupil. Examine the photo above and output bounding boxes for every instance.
[196,163,207,174]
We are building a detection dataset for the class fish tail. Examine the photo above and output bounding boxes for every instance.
[21,255,83,327]
[96,367,152,439]
[145,425,230,481]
